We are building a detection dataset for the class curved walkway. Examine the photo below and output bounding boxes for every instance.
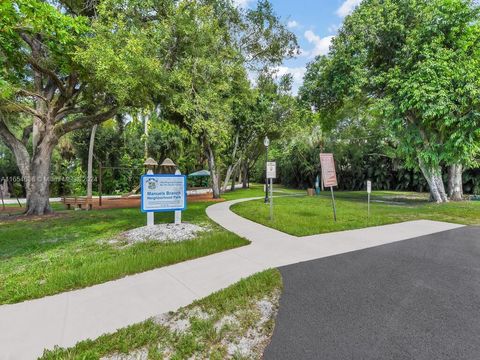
[0,197,462,359]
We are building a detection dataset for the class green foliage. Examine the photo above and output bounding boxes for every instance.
[0,0,89,98]
[301,0,480,174]
[70,118,144,195]
[268,120,432,192]
[0,0,297,207]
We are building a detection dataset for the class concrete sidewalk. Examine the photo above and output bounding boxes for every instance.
[0,197,462,359]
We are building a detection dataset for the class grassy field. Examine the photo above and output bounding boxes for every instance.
[0,186,287,304]
[40,269,282,360]
[232,191,480,237]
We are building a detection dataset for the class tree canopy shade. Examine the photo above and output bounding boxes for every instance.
[301,0,480,202]
[0,0,116,215]
[83,0,298,198]
[0,0,298,214]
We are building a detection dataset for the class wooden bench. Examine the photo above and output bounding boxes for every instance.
[62,196,93,210]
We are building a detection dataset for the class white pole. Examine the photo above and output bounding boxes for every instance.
[367,180,372,220]
[147,168,154,227]
[368,193,370,218]
[269,178,273,220]
[174,169,182,225]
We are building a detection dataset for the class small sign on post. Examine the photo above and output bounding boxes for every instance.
[367,180,372,218]
[320,153,338,222]
[266,161,276,220]
[266,162,276,179]
[141,174,187,226]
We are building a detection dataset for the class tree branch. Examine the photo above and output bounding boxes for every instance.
[2,101,45,120]
[55,107,118,136]
[22,125,33,145]
[27,57,66,95]
[17,89,48,103]
[0,114,21,149]
[0,113,31,178]
[54,106,85,122]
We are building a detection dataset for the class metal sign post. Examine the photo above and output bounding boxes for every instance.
[266,161,276,221]
[367,180,372,219]
[330,186,337,221]
[264,137,270,203]
[320,153,338,222]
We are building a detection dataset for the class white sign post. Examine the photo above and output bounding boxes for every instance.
[266,161,276,220]
[146,169,155,227]
[367,180,372,219]
[141,174,187,227]
[174,169,182,225]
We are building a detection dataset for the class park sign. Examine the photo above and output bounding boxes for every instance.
[267,161,277,179]
[141,174,187,213]
[320,153,338,188]
[320,153,338,222]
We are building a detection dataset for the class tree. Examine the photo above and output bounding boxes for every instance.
[0,0,297,211]
[303,0,480,202]
[0,0,156,214]
[220,69,301,192]
[156,0,298,198]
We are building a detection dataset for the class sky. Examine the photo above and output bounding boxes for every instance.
[235,0,362,94]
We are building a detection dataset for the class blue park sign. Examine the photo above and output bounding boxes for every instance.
[141,174,187,213]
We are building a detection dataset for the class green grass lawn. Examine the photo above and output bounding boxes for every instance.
[231,191,480,237]
[40,269,282,360]
[0,185,286,305]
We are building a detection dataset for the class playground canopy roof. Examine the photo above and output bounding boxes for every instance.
[188,170,210,177]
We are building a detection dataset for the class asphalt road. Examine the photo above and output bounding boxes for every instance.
[264,226,480,360]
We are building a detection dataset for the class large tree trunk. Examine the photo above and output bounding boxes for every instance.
[418,159,448,203]
[222,133,239,192]
[223,158,241,192]
[25,137,57,215]
[87,124,98,198]
[448,164,463,201]
[143,113,149,158]
[242,162,248,189]
[205,142,221,199]
[230,165,238,191]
